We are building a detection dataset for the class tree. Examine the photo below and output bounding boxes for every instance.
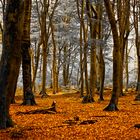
[76,0,84,97]
[87,0,97,102]
[51,20,59,94]
[36,0,58,97]
[103,0,121,111]
[0,0,24,129]
[132,0,140,100]
[117,0,130,96]
[21,0,36,105]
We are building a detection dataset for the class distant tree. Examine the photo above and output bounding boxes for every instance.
[81,0,98,103]
[117,0,130,96]
[87,0,97,102]
[96,1,105,101]
[76,0,84,97]
[35,0,58,97]
[63,42,71,86]
[0,0,24,129]
[51,20,59,94]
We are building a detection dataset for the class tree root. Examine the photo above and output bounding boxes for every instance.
[103,103,119,111]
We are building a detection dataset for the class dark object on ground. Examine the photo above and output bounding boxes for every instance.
[79,120,97,125]
[17,101,56,115]
[134,124,140,128]
[63,116,97,126]
[9,129,24,138]
[74,116,80,121]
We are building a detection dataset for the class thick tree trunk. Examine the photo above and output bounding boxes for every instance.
[0,0,23,129]
[21,0,36,105]
[22,42,36,105]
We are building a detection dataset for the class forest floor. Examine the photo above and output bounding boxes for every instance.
[0,88,140,140]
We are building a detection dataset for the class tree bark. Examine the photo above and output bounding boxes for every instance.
[51,21,58,94]
[133,0,140,100]
[0,0,24,129]
[76,0,84,97]
[103,0,121,111]
[21,0,36,105]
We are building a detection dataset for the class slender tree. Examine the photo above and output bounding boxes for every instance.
[117,0,130,96]
[51,21,59,94]
[97,1,105,101]
[103,0,121,111]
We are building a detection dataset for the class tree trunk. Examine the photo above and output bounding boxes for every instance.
[82,21,94,103]
[39,0,49,97]
[99,48,105,101]
[135,45,140,100]
[76,0,84,97]
[118,0,130,96]
[0,0,24,129]
[133,0,140,100]
[63,44,69,86]
[97,2,105,101]
[21,0,36,105]
[103,0,121,111]
[32,39,41,92]
[125,40,129,91]
[51,21,58,94]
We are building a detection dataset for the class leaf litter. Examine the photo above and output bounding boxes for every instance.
[0,89,140,139]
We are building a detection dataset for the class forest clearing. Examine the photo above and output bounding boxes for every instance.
[0,88,140,140]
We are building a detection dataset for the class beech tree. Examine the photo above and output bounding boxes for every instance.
[132,0,140,100]
[21,0,36,105]
[0,0,24,129]
[103,0,121,111]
